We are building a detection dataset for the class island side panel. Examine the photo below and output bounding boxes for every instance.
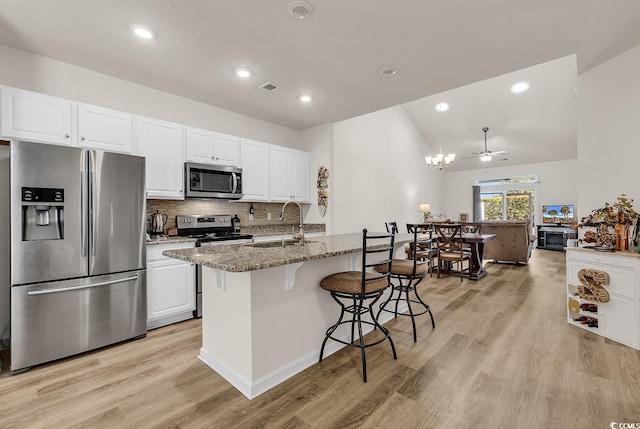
[199,269,254,388]
[249,254,354,383]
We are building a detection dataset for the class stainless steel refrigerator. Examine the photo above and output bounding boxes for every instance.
[9,141,147,372]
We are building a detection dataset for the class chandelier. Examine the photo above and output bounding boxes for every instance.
[425,152,455,170]
[425,94,455,170]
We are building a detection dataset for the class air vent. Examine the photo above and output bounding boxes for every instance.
[259,82,287,94]
[260,82,277,91]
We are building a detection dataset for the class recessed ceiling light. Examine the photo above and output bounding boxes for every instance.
[511,82,530,93]
[234,68,252,78]
[288,1,313,19]
[131,25,155,40]
[435,102,449,112]
[299,94,313,103]
[379,66,398,77]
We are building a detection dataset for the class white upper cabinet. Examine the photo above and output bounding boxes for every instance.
[269,145,310,202]
[291,149,310,202]
[240,138,269,201]
[0,87,73,146]
[213,132,241,166]
[185,128,240,166]
[77,103,133,153]
[135,116,185,200]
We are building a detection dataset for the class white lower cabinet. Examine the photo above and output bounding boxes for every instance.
[566,248,640,349]
[147,242,196,329]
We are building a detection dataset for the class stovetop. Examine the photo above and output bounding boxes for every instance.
[176,214,252,242]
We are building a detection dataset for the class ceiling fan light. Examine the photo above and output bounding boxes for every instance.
[480,153,492,162]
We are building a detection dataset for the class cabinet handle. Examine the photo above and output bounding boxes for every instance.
[64,133,70,138]
[81,136,85,141]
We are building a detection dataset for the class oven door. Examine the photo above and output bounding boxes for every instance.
[185,162,243,199]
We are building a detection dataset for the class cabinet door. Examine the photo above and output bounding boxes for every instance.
[240,138,269,201]
[135,116,184,199]
[213,132,240,166]
[269,145,291,201]
[291,149,310,202]
[185,127,215,164]
[147,259,195,322]
[0,87,73,145]
[602,294,638,348]
[77,103,133,153]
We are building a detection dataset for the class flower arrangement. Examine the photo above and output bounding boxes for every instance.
[579,194,638,251]
[579,194,638,227]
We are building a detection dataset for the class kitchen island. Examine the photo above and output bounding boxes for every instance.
[163,232,413,399]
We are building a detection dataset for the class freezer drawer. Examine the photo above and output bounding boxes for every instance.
[10,270,146,372]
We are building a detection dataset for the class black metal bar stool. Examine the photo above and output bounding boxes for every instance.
[319,229,397,383]
[376,224,435,342]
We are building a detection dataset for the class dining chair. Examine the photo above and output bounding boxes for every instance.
[385,221,399,234]
[434,223,470,282]
[406,223,437,276]
[461,222,482,255]
[376,224,435,342]
[319,229,397,382]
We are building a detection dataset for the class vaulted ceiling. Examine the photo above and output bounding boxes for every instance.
[1,1,639,169]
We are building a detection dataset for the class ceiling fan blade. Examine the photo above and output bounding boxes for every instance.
[461,155,479,160]
[493,150,510,156]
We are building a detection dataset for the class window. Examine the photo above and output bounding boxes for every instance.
[477,176,538,222]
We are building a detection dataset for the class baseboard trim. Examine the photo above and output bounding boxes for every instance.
[198,302,408,400]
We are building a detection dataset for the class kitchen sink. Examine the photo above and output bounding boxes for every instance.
[248,239,316,248]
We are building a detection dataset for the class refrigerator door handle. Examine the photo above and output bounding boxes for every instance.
[26,275,139,296]
[89,150,97,257]
[81,170,88,257]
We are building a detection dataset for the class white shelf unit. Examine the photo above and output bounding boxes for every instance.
[565,248,640,349]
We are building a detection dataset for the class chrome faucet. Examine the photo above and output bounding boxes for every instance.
[280,200,305,245]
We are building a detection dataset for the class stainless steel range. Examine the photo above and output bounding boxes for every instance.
[176,215,253,317]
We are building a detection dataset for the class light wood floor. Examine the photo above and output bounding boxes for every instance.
[1,249,640,428]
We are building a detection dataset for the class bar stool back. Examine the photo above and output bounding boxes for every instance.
[376,224,435,342]
[319,229,397,383]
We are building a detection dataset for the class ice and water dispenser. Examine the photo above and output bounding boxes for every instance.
[21,187,64,241]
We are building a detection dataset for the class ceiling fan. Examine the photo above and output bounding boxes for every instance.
[463,127,510,162]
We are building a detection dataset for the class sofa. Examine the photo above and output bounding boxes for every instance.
[479,220,536,264]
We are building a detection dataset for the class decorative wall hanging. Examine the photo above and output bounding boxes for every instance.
[317,166,329,217]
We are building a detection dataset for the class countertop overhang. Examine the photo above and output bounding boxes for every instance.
[162,232,414,272]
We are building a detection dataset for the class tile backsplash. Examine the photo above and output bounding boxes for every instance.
[147,199,301,232]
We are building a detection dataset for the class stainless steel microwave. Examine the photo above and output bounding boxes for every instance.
[184,162,243,199]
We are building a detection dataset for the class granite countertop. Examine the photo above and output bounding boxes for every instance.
[147,223,326,245]
[163,232,413,272]
[146,236,197,246]
[242,223,326,237]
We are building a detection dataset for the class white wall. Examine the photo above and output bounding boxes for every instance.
[298,123,334,232]
[0,43,300,148]
[332,105,444,233]
[444,159,578,222]
[577,44,640,219]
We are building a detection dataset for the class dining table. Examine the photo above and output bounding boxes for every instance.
[405,223,496,281]
[460,232,496,280]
